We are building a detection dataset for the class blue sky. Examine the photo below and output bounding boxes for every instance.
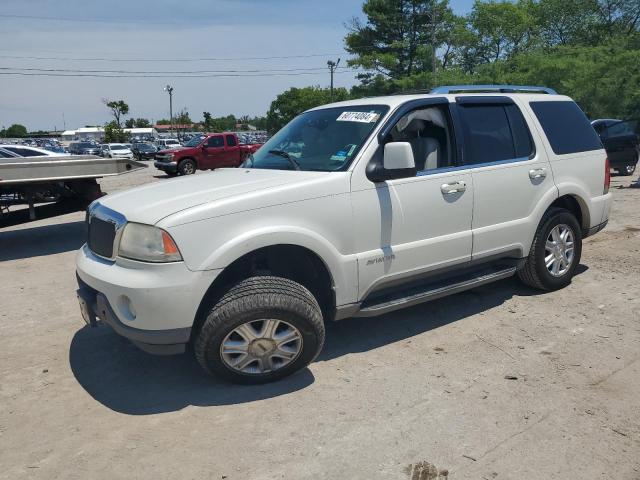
[0,0,475,131]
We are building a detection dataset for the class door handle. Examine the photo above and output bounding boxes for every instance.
[529,168,547,180]
[441,181,466,195]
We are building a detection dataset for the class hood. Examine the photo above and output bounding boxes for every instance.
[157,146,190,155]
[98,168,347,225]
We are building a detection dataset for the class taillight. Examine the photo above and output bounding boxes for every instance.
[604,157,611,194]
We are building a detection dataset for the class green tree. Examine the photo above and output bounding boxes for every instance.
[202,111,213,131]
[266,86,349,133]
[467,0,538,65]
[104,121,130,143]
[125,118,151,128]
[103,99,129,127]
[345,0,454,80]
[1,124,28,137]
[174,108,192,125]
[211,114,237,132]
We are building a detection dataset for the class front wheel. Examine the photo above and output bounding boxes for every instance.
[518,208,582,291]
[178,159,196,175]
[195,276,325,384]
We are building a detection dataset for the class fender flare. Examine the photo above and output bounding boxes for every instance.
[199,226,358,305]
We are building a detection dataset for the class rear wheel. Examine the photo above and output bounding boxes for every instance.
[518,208,582,291]
[195,276,325,384]
[178,159,196,175]
[623,164,636,175]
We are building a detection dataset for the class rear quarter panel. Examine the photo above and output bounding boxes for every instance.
[519,96,610,228]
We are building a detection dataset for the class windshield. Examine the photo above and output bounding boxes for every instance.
[244,105,389,171]
[184,136,205,147]
[110,144,127,149]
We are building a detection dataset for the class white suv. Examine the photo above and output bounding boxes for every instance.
[76,85,612,384]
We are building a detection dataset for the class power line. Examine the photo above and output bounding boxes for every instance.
[0,13,212,25]
[0,52,348,63]
[0,70,356,78]
[0,66,352,74]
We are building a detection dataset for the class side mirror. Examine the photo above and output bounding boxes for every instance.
[366,142,416,182]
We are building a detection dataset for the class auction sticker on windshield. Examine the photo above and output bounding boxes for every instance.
[337,111,381,123]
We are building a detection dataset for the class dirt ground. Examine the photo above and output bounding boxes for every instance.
[1,165,639,480]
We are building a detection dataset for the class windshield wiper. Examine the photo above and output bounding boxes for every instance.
[268,149,301,170]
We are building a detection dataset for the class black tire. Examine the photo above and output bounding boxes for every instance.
[517,207,582,291]
[623,164,636,176]
[178,158,196,175]
[195,276,325,384]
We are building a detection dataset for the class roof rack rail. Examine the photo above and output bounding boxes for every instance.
[430,85,557,95]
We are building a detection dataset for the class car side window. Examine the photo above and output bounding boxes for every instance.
[458,103,533,165]
[6,147,41,157]
[207,136,224,148]
[530,101,602,155]
[226,135,237,147]
[384,105,454,172]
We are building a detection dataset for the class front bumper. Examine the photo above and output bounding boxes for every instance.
[77,276,190,354]
[154,160,177,172]
[76,244,219,355]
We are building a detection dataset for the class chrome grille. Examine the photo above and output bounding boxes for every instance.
[86,203,127,260]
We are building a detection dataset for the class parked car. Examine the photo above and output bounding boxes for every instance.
[591,119,639,175]
[102,143,134,159]
[69,142,101,156]
[77,85,611,384]
[154,133,262,176]
[0,144,64,157]
[42,144,67,154]
[155,138,182,150]
[131,143,158,160]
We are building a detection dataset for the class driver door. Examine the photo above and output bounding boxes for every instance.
[202,135,225,168]
[351,101,474,301]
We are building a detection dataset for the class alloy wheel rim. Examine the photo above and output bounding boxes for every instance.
[544,224,575,277]
[220,319,303,375]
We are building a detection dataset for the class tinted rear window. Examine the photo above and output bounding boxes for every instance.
[530,101,602,155]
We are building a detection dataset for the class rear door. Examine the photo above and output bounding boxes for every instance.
[454,96,555,261]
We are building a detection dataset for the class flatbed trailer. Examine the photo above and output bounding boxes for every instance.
[1,155,146,226]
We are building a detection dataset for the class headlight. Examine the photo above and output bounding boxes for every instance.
[118,223,182,263]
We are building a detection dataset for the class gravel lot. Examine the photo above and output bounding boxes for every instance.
[1,165,639,480]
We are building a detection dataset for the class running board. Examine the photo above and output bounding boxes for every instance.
[354,266,517,318]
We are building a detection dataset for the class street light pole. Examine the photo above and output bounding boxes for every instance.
[164,85,174,138]
[327,58,340,102]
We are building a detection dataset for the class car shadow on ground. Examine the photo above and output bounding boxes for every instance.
[0,220,86,261]
[68,266,587,415]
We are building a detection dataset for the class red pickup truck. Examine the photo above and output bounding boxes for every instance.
[154,133,262,176]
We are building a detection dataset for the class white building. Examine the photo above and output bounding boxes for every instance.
[61,127,105,142]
